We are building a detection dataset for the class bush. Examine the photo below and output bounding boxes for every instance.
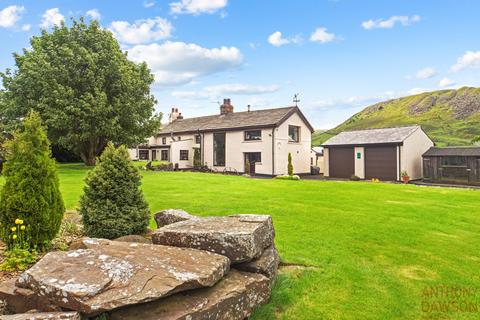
[350,175,361,181]
[0,247,37,271]
[287,153,294,176]
[0,112,64,249]
[80,142,150,239]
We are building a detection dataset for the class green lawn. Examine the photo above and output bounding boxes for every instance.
[2,163,480,319]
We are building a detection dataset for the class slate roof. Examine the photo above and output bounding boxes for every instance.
[423,146,480,157]
[322,126,421,146]
[158,106,314,135]
[312,147,324,155]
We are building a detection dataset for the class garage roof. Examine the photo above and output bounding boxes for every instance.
[423,146,480,157]
[322,125,421,146]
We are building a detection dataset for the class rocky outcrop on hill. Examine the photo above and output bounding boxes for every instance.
[1,211,279,320]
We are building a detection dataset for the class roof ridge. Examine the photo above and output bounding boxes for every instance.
[168,106,296,122]
[341,125,420,133]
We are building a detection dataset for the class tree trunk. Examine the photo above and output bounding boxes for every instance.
[78,137,108,166]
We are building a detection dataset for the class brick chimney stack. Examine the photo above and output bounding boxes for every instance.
[169,107,181,123]
[220,98,234,115]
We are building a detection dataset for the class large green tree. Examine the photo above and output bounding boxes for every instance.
[0,18,160,166]
[0,111,64,248]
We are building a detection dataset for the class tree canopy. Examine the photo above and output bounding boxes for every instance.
[0,18,161,165]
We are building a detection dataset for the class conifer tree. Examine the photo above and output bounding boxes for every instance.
[80,142,150,239]
[288,152,294,176]
[0,111,64,248]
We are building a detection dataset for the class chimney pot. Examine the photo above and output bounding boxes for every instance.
[247,105,251,112]
[220,98,234,114]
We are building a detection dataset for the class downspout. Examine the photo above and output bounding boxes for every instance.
[398,144,401,181]
[272,127,275,176]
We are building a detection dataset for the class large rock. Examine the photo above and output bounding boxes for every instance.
[234,245,279,281]
[152,214,274,264]
[0,311,81,320]
[16,238,230,315]
[154,209,196,228]
[113,235,152,244]
[0,278,60,314]
[108,270,271,320]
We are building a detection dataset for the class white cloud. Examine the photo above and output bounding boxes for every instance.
[170,0,227,15]
[144,1,156,8]
[451,51,480,72]
[0,5,24,28]
[109,17,173,45]
[86,9,101,20]
[407,67,436,80]
[127,41,243,86]
[40,8,64,28]
[172,83,279,99]
[362,15,421,30]
[408,87,429,95]
[438,77,455,88]
[310,27,336,43]
[21,24,30,31]
[308,91,398,109]
[267,31,302,47]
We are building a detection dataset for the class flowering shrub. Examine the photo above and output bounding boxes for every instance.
[0,218,37,271]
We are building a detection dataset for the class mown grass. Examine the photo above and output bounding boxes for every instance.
[1,163,480,319]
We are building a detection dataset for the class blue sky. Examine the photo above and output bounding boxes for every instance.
[1,0,480,129]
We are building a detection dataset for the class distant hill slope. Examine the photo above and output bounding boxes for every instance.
[312,87,480,147]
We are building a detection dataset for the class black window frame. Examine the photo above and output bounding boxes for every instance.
[244,130,262,141]
[161,149,169,161]
[195,134,201,144]
[213,132,226,166]
[179,150,189,161]
[288,125,300,143]
[162,137,166,144]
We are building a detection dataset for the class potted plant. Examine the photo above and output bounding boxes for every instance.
[401,170,410,184]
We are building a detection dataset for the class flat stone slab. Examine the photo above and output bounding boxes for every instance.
[152,214,274,264]
[0,312,81,320]
[16,238,230,315]
[108,270,271,320]
[0,278,60,314]
[234,245,280,280]
[154,209,197,228]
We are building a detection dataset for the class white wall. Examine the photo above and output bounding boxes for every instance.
[401,128,434,180]
[274,112,312,175]
[323,147,330,176]
[128,148,138,160]
[354,147,365,179]
[170,138,195,169]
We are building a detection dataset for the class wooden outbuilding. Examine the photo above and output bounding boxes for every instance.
[422,147,480,185]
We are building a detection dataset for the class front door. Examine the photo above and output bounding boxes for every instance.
[245,152,261,175]
[151,150,157,161]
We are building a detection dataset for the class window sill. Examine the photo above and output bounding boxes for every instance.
[243,140,262,143]
[288,141,301,144]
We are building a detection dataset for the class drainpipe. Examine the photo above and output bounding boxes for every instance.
[272,127,275,176]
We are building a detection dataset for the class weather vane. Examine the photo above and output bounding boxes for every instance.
[293,93,300,107]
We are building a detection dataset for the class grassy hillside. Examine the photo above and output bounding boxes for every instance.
[312,87,480,146]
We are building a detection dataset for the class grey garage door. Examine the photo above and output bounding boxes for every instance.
[329,147,354,178]
[365,146,397,181]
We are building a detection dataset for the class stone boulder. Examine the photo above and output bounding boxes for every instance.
[234,245,279,281]
[0,311,81,320]
[152,214,274,264]
[154,209,196,228]
[108,270,270,320]
[16,238,230,315]
[0,278,60,314]
[113,235,152,244]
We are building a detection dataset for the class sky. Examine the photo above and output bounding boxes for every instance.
[1,0,480,129]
